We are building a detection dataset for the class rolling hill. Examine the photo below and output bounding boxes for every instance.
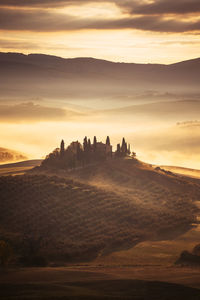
[0,159,42,176]
[0,147,27,164]
[96,100,200,122]
[161,165,200,179]
[0,52,199,99]
[1,158,200,264]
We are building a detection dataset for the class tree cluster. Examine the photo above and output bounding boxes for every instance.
[42,136,133,170]
[115,138,131,157]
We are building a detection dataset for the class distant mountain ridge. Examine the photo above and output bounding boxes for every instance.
[0,52,199,99]
[0,51,199,66]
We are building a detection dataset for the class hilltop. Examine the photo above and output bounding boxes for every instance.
[0,137,200,265]
[39,136,131,171]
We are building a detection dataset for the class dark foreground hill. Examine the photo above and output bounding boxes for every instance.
[0,173,147,263]
[1,158,200,264]
[2,275,200,300]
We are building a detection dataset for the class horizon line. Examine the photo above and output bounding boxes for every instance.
[0,50,200,66]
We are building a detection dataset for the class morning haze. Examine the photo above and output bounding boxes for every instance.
[1,1,200,299]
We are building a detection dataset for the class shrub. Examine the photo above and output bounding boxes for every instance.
[19,255,47,267]
[175,250,200,266]
[193,244,200,256]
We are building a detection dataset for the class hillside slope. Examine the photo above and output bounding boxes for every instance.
[1,158,199,263]
[161,165,200,179]
[0,159,42,176]
[0,173,152,262]
[67,159,200,200]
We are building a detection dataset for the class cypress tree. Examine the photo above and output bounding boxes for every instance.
[116,143,121,157]
[60,139,65,156]
[106,136,110,146]
[83,136,88,152]
[125,142,128,153]
[121,137,126,154]
[88,138,91,151]
[93,136,97,151]
[128,144,131,155]
[77,143,83,162]
[117,143,121,152]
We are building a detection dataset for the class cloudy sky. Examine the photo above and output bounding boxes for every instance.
[0,0,200,63]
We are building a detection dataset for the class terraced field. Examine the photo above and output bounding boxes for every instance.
[1,158,200,264]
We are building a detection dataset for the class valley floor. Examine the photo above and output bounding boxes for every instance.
[1,265,200,300]
[2,218,200,299]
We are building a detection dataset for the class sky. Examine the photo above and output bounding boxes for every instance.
[0,0,200,63]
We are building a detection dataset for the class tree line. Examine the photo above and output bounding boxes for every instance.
[42,136,135,170]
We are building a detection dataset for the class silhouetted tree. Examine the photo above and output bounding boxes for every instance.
[106,136,110,146]
[77,142,83,162]
[83,136,88,152]
[121,138,127,155]
[117,143,121,152]
[128,144,131,155]
[83,136,91,164]
[42,136,133,170]
[115,143,121,157]
[93,136,97,151]
[88,138,91,150]
[60,140,65,156]
[132,151,136,158]
[125,142,128,153]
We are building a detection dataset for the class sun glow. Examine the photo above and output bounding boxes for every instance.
[56,2,122,19]
[1,29,200,64]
